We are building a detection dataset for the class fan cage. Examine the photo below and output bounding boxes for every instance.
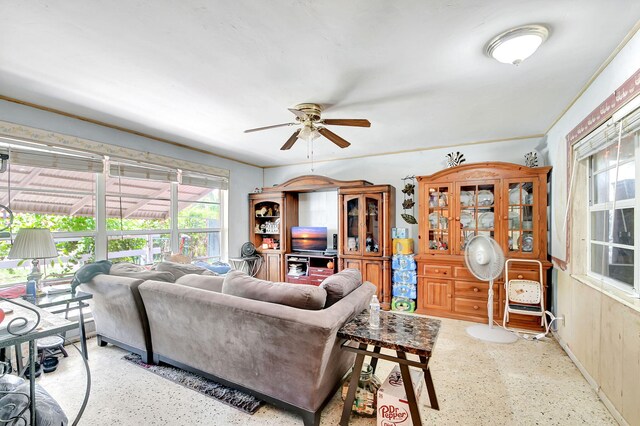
[464,235,504,281]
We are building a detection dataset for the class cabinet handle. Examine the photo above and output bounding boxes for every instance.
[448,217,453,221]
[473,287,479,292]
[473,305,479,310]
[455,217,460,221]
[434,269,439,273]
[517,274,523,279]
[503,215,508,220]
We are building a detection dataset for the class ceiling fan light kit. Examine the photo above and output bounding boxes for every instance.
[244,103,370,151]
[486,24,549,65]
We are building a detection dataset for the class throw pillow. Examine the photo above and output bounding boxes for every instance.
[155,261,217,280]
[222,271,327,310]
[320,268,362,307]
[175,274,225,293]
[110,262,175,282]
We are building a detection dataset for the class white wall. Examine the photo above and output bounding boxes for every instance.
[0,99,263,258]
[544,31,640,425]
[264,137,544,240]
[546,31,640,262]
[298,191,338,248]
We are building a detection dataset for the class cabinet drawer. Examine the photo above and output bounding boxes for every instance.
[421,264,451,278]
[308,277,326,286]
[286,275,310,285]
[454,298,498,317]
[308,267,333,277]
[454,266,476,280]
[454,281,489,299]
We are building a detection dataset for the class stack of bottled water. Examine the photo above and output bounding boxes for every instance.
[391,254,417,312]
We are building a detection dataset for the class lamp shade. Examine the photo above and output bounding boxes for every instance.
[8,228,58,259]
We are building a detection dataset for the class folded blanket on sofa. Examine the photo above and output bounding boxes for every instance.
[71,260,112,293]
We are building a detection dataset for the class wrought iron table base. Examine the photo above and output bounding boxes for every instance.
[339,342,439,426]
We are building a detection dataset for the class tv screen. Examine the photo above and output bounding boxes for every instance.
[291,226,327,252]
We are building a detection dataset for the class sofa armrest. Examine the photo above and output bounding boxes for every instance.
[79,274,152,355]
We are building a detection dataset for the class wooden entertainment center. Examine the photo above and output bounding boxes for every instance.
[249,175,395,309]
[284,253,337,285]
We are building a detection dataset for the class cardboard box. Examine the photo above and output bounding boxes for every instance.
[392,238,413,254]
[392,227,408,239]
[377,366,423,426]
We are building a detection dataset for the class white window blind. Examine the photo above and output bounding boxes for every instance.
[574,99,640,161]
[0,147,103,173]
[182,172,229,190]
[109,162,179,183]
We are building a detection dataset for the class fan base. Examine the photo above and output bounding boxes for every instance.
[466,324,518,344]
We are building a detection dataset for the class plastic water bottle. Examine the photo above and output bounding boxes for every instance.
[369,294,381,329]
[26,280,37,297]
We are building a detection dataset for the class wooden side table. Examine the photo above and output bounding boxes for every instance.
[338,310,441,426]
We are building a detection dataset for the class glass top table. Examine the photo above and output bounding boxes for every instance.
[0,298,77,426]
[21,290,93,359]
[338,310,442,426]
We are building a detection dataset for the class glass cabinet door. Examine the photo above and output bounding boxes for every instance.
[344,195,361,254]
[506,180,537,256]
[456,182,497,254]
[426,185,451,253]
[363,194,382,256]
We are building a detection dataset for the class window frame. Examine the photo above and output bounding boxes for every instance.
[0,145,228,286]
[585,122,640,294]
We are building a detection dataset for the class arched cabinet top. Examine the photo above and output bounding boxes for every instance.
[262,175,373,192]
[417,162,551,182]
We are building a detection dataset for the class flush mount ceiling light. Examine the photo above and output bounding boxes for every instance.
[486,24,549,65]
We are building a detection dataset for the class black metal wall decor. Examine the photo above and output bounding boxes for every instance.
[400,176,417,224]
[524,151,541,167]
[445,151,466,168]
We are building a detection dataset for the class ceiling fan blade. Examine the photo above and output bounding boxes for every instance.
[321,119,371,127]
[280,129,301,150]
[288,108,308,120]
[318,127,351,149]
[244,123,296,133]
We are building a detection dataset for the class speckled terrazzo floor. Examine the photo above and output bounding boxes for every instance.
[37,316,614,425]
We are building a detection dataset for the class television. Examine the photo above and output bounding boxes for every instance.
[291,226,327,252]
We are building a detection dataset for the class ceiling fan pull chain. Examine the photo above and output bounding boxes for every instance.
[311,139,315,172]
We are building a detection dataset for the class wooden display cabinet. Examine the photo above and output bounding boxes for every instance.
[416,162,551,330]
[339,185,395,310]
[249,192,298,282]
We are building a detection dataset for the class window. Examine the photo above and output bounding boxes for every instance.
[583,105,640,293]
[177,183,222,261]
[0,162,97,284]
[0,142,229,285]
[106,169,172,264]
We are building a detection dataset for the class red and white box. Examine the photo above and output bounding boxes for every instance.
[377,366,423,426]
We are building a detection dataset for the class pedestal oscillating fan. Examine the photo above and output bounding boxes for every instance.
[464,235,517,343]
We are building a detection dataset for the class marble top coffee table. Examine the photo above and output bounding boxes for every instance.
[337,310,441,426]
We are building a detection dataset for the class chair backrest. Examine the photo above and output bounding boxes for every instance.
[508,280,541,304]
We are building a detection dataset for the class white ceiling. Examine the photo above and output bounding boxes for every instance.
[1,1,639,167]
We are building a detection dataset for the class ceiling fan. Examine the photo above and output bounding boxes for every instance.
[244,103,371,150]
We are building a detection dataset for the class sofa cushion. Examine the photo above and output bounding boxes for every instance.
[221,271,326,310]
[320,268,362,307]
[175,274,224,293]
[110,262,175,282]
[155,261,217,280]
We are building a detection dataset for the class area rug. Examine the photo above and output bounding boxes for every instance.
[123,353,264,414]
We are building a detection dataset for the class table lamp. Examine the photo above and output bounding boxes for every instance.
[8,228,58,292]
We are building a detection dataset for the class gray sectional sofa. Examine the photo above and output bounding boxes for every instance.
[80,268,375,426]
